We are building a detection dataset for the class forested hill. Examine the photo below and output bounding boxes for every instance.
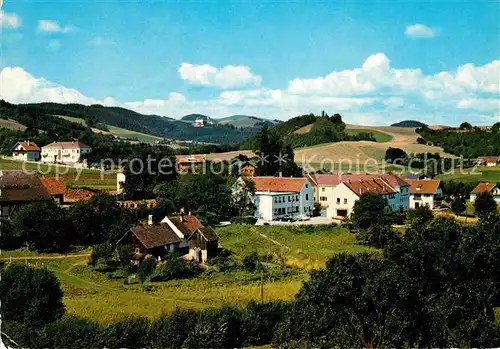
[391,120,427,128]
[10,102,257,145]
[417,124,500,158]
[240,113,378,149]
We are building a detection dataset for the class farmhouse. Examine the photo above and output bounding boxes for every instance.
[119,213,219,263]
[407,179,443,210]
[236,176,314,221]
[308,173,410,213]
[470,183,500,204]
[12,141,41,162]
[40,177,67,204]
[175,154,206,172]
[0,171,50,218]
[41,141,92,165]
[478,156,500,167]
[326,177,401,218]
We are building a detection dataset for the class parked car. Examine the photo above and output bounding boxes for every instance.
[296,214,310,221]
[280,214,297,222]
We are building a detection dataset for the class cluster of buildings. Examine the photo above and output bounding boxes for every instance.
[12,141,92,165]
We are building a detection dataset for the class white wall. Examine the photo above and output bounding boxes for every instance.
[409,187,442,210]
[326,183,360,218]
[41,147,91,164]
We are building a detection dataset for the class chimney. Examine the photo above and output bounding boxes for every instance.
[180,208,185,222]
[188,211,192,216]
[148,214,153,225]
[279,171,283,177]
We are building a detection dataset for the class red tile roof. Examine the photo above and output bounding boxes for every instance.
[343,178,397,197]
[472,183,498,194]
[479,156,500,164]
[406,179,441,194]
[43,141,91,149]
[308,173,409,189]
[64,188,96,202]
[41,177,67,195]
[168,214,205,236]
[249,177,308,193]
[175,155,205,164]
[15,141,40,151]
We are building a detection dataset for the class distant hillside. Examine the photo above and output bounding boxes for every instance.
[13,103,257,145]
[217,115,277,128]
[181,114,215,123]
[391,120,427,128]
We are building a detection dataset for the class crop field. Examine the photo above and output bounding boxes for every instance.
[437,166,500,183]
[0,158,116,191]
[2,224,376,323]
[0,118,27,131]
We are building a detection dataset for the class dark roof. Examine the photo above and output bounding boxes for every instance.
[168,215,205,236]
[130,224,182,249]
[405,173,427,180]
[0,171,50,202]
[188,227,219,242]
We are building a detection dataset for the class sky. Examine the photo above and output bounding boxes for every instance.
[1,0,499,125]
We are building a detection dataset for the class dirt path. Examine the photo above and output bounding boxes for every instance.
[0,253,90,260]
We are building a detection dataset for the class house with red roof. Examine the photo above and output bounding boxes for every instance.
[40,177,67,204]
[12,141,41,162]
[406,179,443,210]
[41,141,92,165]
[470,183,500,204]
[234,176,314,221]
[478,156,500,167]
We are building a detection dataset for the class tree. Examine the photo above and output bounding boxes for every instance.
[474,192,497,218]
[0,264,64,327]
[13,200,71,252]
[450,197,466,215]
[460,122,473,130]
[492,122,500,134]
[232,178,256,217]
[406,205,433,225]
[350,194,391,230]
[384,147,408,163]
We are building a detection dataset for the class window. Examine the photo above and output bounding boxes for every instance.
[336,198,340,204]
[296,195,299,201]
[305,184,309,188]
[343,198,347,204]
[321,187,325,192]
[320,196,328,201]
[274,198,277,203]
[288,196,291,202]
[306,194,309,200]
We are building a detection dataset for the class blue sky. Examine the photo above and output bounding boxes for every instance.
[1,1,499,125]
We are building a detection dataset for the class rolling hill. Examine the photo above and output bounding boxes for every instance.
[391,120,428,128]
[217,115,278,128]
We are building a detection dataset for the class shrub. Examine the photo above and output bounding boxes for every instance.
[230,216,258,225]
[243,251,264,272]
[138,255,156,283]
[150,254,202,282]
[45,315,104,349]
[102,317,151,348]
[89,243,114,267]
[149,308,197,348]
[356,223,400,249]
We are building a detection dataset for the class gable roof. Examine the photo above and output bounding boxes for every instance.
[0,171,50,202]
[188,226,219,242]
[406,179,441,194]
[249,177,308,193]
[342,178,397,197]
[41,177,67,195]
[472,183,498,194]
[307,173,409,189]
[168,214,205,236]
[130,224,182,249]
[42,141,91,150]
[14,141,40,152]
[478,156,500,163]
[64,188,96,202]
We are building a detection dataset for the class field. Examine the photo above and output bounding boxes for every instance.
[437,166,500,183]
[0,158,116,191]
[0,118,28,131]
[345,127,393,143]
[2,224,375,323]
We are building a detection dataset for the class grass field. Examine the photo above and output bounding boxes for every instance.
[437,166,500,183]
[0,158,116,191]
[0,118,27,131]
[346,128,393,142]
[2,224,375,323]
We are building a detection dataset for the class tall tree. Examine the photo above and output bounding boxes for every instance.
[474,192,497,218]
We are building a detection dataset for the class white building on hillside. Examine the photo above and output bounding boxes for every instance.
[12,141,41,162]
[234,176,314,221]
[407,179,443,210]
[41,141,92,165]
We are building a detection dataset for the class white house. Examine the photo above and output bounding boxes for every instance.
[406,179,443,210]
[470,183,500,204]
[41,141,92,164]
[11,141,41,162]
[326,177,401,218]
[478,156,500,167]
[235,176,314,221]
[309,173,411,214]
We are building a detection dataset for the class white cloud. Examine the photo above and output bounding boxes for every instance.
[405,24,437,39]
[0,10,21,29]
[1,54,499,126]
[178,63,262,88]
[88,36,114,46]
[37,19,75,33]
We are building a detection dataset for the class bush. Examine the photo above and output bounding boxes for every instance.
[138,255,156,283]
[149,308,197,348]
[45,315,104,349]
[355,223,400,249]
[243,251,264,272]
[150,254,202,282]
[102,317,151,348]
[89,243,114,267]
[230,216,258,225]
[207,254,242,272]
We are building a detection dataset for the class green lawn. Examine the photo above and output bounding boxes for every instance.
[3,224,377,323]
[0,158,116,191]
[437,166,500,183]
[105,125,165,144]
[346,128,393,143]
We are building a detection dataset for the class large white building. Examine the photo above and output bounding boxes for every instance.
[308,173,411,217]
[234,176,314,221]
[12,141,41,162]
[406,179,443,210]
[41,141,92,164]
